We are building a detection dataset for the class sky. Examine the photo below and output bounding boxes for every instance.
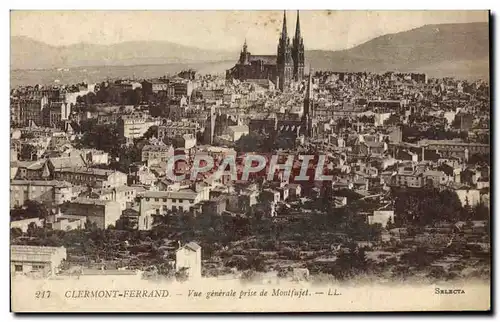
[11,10,489,53]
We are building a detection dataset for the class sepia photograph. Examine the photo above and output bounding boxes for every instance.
[9,9,491,312]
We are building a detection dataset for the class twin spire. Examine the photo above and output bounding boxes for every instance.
[281,10,301,40]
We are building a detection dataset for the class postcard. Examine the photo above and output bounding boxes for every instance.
[10,10,491,312]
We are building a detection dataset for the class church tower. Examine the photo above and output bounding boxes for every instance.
[239,39,250,65]
[292,10,305,82]
[302,70,315,137]
[276,11,294,91]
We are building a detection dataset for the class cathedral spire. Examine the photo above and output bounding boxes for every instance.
[281,10,288,39]
[295,10,301,40]
[306,68,313,101]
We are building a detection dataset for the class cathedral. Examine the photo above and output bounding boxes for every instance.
[226,11,305,91]
[248,71,317,139]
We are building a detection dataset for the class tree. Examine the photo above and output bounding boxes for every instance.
[11,201,51,220]
[175,267,189,282]
[235,132,271,153]
[10,227,23,239]
[19,144,37,161]
[26,222,39,237]
[471,203,490,221]
[84,220,99,231]
[333,246,369,280]
[143,126,158,140]
[386,216,395,230]
[116,217,136,231]
[394,187,464,225]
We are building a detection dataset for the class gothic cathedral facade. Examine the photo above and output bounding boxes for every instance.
[226,11,305,92]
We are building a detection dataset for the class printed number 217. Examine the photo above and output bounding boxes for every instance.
[35,291,51,299]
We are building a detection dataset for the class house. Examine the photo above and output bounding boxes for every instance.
[138,187,210,216]
[60,198,122,229]
[396,149,419,162]
[332,196,348,208]
[368,210,395,228]
[80,149,109,165]
[10,179,73,208]
[276,186,289,201]
[11,245,67,277]
[199,196,227,215]
[141,144,174,167]
[175,242,202,279]
[130,166,157,185]
[260,189,281,204]
[12,160,48,180]
[423,170,449,187]
[393,169,423,188]
[53,167,127,189]
[360,141,387,156]
[48,155,87,173]
[332,178,353,190]
[287,183,302,199]
[50,217,85,231]
[455,188,481,207]
[90,185,144,211]
[226,125,249,142]
[11,217,44,233]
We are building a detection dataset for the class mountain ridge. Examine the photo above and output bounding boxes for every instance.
[11,22,489,78]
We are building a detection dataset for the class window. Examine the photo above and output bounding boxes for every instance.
[15,265,22,272]
[155,198,159,202]
[32,265,45,271]
[163,198,167,202]
[178,199,183,203]
[172,199,177,202]
[146,198,150,201]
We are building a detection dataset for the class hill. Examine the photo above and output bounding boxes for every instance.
[306,22,489,79]
[11,22,489,79]
[11,36,237,70]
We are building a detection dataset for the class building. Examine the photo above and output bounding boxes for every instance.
[423,170,449,187]
[418,140,490,159]
[11,218,44,233]
[226,125,249,142]
[18,97,49,126]
[393,169,424,188]
[368,210,395,228]
[91,185,142,211]
[175,242,202,279]
[10,179,73,208]
[138,188,210,216]
[226,10,305,91]
[49,217,85,231]
[141,79,169,96]
[248,72,316,138]
[11,245,67,277]
[141,144,175,167]
[45,101,71,128]
[80,149,109,165]
[53,167,127,189]
[11,160,48,180]
[157,119,199,142]
[117,113,161,141]
[10,97,21,125]
[60,198,122,229]
[455,188,481,207]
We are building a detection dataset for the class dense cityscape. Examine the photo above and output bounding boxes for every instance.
[10,11,490,285]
